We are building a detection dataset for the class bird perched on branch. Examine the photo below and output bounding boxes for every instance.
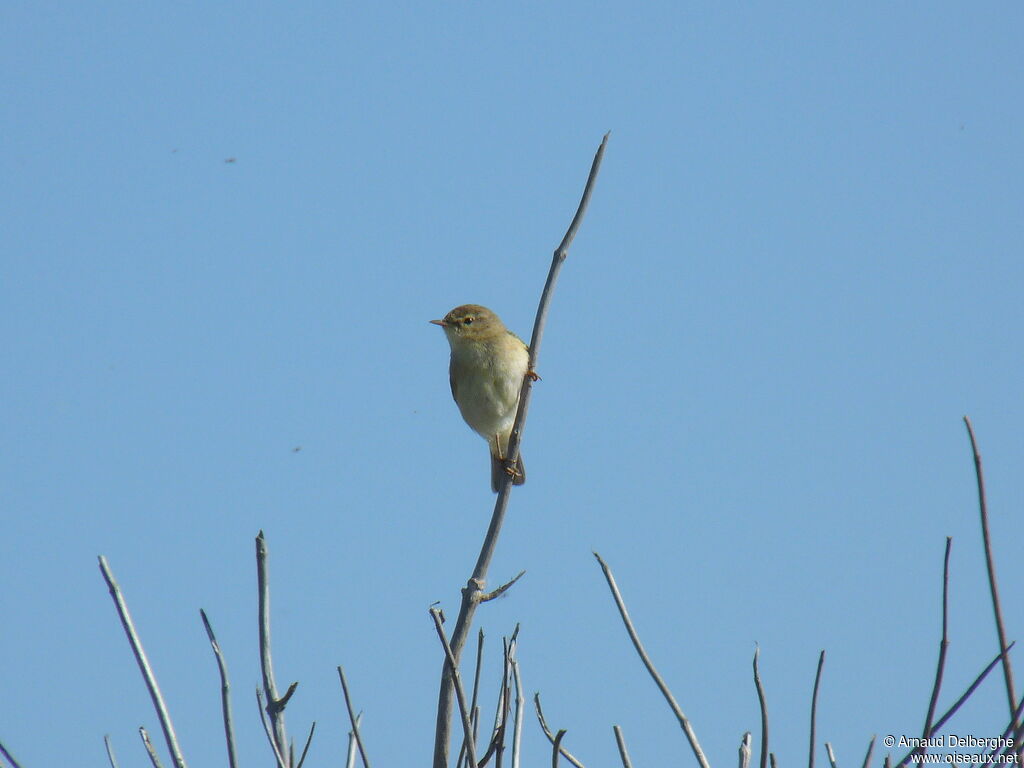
[431,304,534,492]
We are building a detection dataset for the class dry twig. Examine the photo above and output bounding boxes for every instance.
[613,726,634,768]
[809,651,825,768]
[534,693,586,768]
[754,647,770,768]
[200,609,239,768]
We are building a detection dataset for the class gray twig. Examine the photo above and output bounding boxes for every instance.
[754,646,770,768]
[139,726,166,768]
[593,551,710,768]
[98,557,187,768]
[963,416,1017,725]
[257,689,290,768]
[296,721,316,768]
[0,741,24,768]
[921,538,952,750]
[511,657,525,768]
[432,133,609,768]
[460,630,486,768]
[826,742,838,768]
[431,608,479,768]
[104,734,120,768]
[552,730,568,768]
[809,651,825,768]
[613,726,634,768]
[481,571,527,603]
[200,609,239,768]
[861,735,876,768]
[256,532,297,766]
[740,732,753,768]
[534,693,586,768]
[337,667,371,768]
[345,713,363,768]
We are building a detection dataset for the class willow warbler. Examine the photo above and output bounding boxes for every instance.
[431,304,531,492]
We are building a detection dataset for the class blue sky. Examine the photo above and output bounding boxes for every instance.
[2,2,1022,767]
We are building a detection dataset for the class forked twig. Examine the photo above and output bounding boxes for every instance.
[200,609,239,768]
[337,667,371,768]
[593,552,710,768]
[534,693,586,768]
[430,607,478,768]
[753,646,770,768]
[98,557,187,768]
[921,538,952,749]
[345,713,363,768]
[552,730,568,768]
[257,689,290,768]
[432,133,609,768]
[809,651,825,768]
[963,417,1017,724]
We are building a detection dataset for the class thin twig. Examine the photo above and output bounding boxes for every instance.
[754,646,770,768]
[431,608,479,768]
[97,557,187,768]
[481,571,527,603]
[256,532,295,766]
[257,689,290,768]
[337,667,371,768]
[433,133,609,768]
[511,658,525,768]
[593,552,710,768]
[534,693,586,768]
[826,742,838,768]
[200,609,239,768]
[921,538,952,748]
[140,726,166,768]
[296,721,316,768]
[104,734,120,768]
[345,713,362,768]
[460,630,486,768]
[771,754,778,768]
[963,417,1017,725]
[553,730,568,768]
[740,732,753,768]
[861,735,876,768]
[0,741,24,768]
[613,726,634,768]
[809,651,825,768]
[896,642,1017,766]
[987,693,1024,762]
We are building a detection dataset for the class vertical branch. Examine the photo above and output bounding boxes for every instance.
[963,416,1017,722]
[612,726,634,768]
[861,735,876,768]
[921,538,952,744]
[431,608,479,768]
[140,726,167,768]
[257,532,296,767]
[809,651,825,768]
[739,732,753,768]
[104,734,120,768]
[552,731,568,768]
[200,609,239,768]
[345,713,363,768]
[433,133,609,768]
[510,657,525,768]
[97,556,188,768]
[753,647,770,768]
[594,552,710,768]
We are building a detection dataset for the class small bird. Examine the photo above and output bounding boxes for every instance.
[431,304,532,492]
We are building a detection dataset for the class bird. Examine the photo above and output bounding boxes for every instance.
[431,304,533,492]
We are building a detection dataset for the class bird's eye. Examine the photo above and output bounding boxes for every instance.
[463,317,474,325]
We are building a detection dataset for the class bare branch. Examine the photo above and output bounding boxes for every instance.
[295,721,316,768]
[97,557,187,768]
[613,726,634,768]
[921,538,952,748]
[511,657,525,768]
[433,134,609,768]
[552,730,568,768]
[861,735,876,768]
[431,608,479,768]
[963,416,1017,725]
[256,532,298,765]
[0,741,24,768]
[754,646,770,768]
[826,743,838,768]
[460,630,487,768]
[593,552,710,768]
[771,753,778,768]
[337,667,372,768]
[809,651,825,768]
[896,642,1017,767]
[534,693,586,768]
[257,689,290,768]
[200,609,239,768]
[345,713,363,768]
[103,735,120,768]
[139,726,166,768]
[481,571,527,603]
[740,732,753,768]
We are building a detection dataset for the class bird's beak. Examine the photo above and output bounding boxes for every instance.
[429,319,447,327]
